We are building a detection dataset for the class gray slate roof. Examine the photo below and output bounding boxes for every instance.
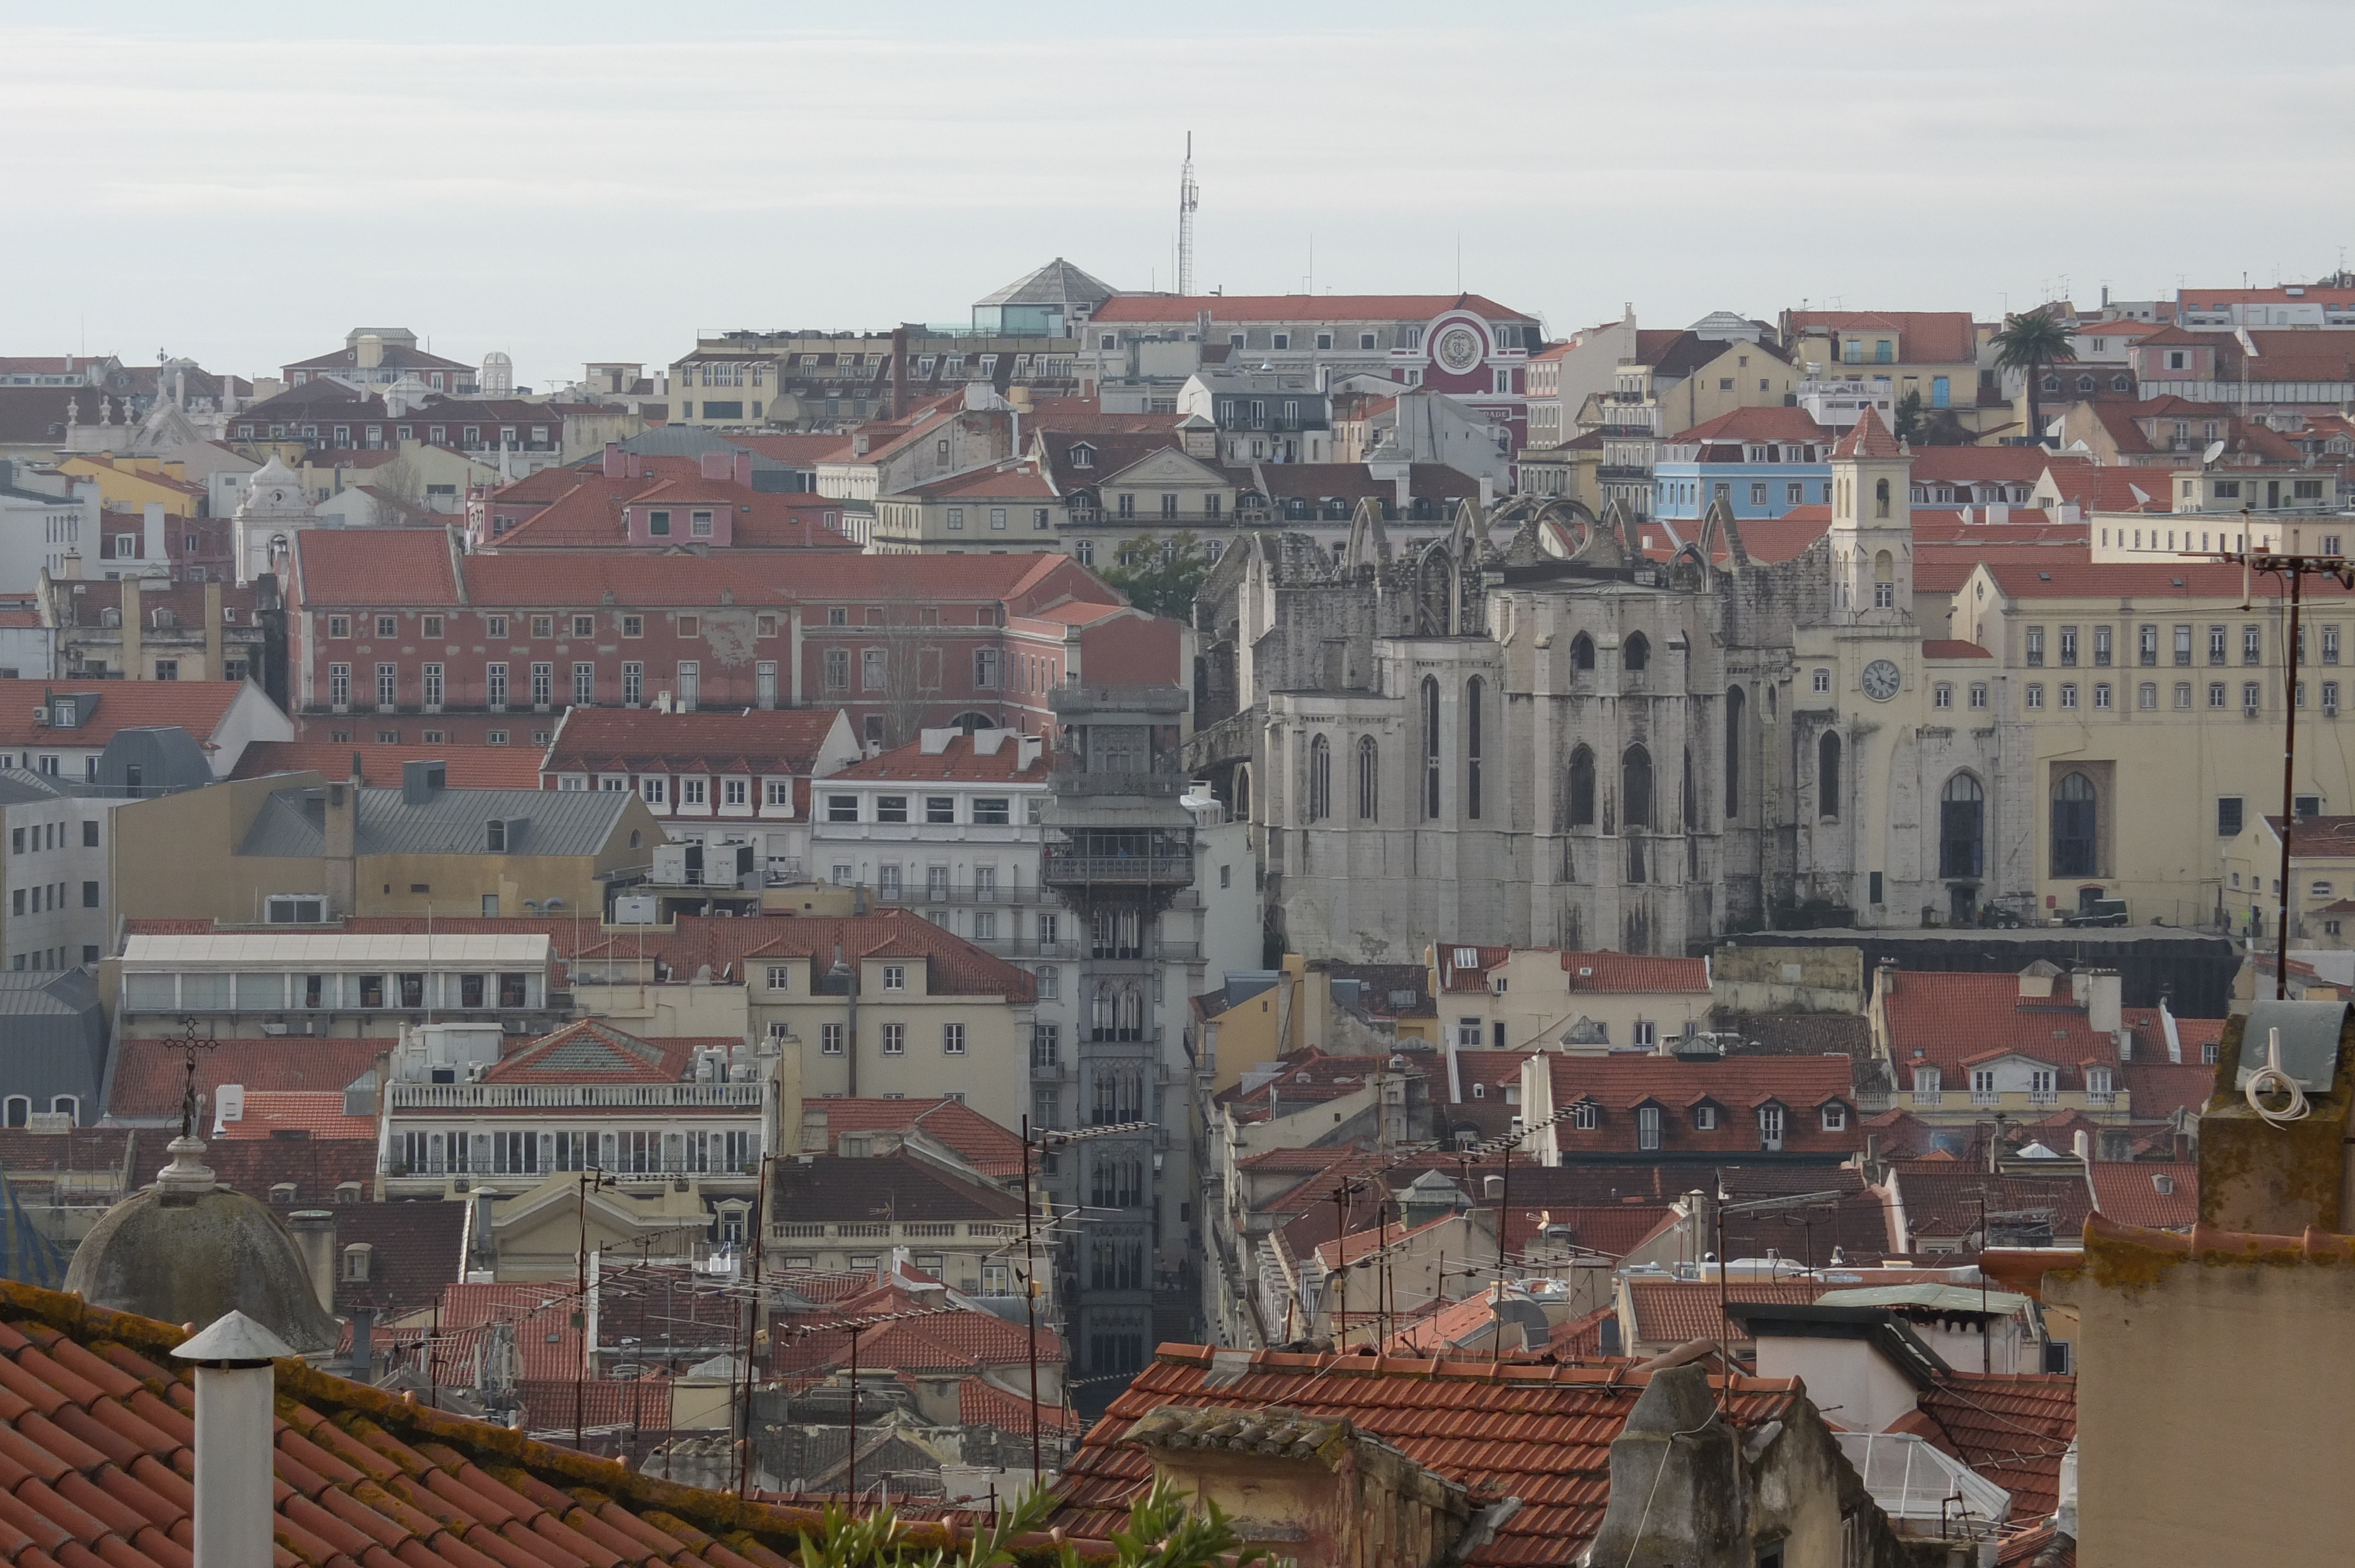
[239,785,632,859]
[973,258,1116,311]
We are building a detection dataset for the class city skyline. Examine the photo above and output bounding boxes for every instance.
[5,0,2350,387]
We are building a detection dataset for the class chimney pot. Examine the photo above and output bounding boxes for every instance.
[173,1312,293,1568]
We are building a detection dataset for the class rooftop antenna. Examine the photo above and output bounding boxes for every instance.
[1177,132,1199,298]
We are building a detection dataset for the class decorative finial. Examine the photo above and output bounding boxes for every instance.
[172,1014,217,1140]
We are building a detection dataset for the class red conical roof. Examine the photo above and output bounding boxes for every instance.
[1834,405,1902,459]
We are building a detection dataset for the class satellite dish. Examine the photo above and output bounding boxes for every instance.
[2201,439,2227,467]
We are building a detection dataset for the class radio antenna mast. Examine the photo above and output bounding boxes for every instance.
[1177,132,1199,297]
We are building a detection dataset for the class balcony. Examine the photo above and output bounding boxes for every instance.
[1910,1090,1944,1108]
[387,1082,761,1110]
[1050,772,1185,798]
[1041,853,1195,886]
[1971,1090,2002,1108]
[2026,1089,2059,1109]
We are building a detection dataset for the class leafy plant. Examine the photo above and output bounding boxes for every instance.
[1099,532,1215,622]
[1989,307,2078,449]
[1893,389,1923,442]
[787,1476,1284,1568]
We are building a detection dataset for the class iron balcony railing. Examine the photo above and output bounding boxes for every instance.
[387,1082,761,1109]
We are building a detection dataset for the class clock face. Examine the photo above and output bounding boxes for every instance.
[1433,325,1482,374]
[1862,659,1902,701]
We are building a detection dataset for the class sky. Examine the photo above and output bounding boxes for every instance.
[5,0,2353,391]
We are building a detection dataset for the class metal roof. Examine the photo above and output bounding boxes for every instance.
[1815,1283,2031,1317]
[973,257,1116,310]
[121,933,552,967]
[238,785,633,859]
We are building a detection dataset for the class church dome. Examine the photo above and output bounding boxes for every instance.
[63,1137,339,1353]
[237,454,305,516]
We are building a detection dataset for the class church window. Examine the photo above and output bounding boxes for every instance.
[1464,677,1484,821]
[1817,732,1842,819]
[1812,668,1830,695]
[1723,686,1744,818]
[1621,745,1653,828]
[1355,736,1379,820]
[1306,735,1331,822]
[1568,745,1596,827]
[1873,478,1890,519]
[1623,632,1649,672]
[1421,677,1442,820]
[1570,632,1596,672]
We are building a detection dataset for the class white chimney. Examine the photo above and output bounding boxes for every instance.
[2085,969,2122,1035]
[144,501,165,567]
[172,1311,294,1568]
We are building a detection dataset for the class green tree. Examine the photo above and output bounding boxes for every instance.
[1100,531,1214,621]
[786,1476,1283,1568]
[1893,389,1924,443]
[1989,307,2078,449]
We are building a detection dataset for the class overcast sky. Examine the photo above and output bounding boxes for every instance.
[6,0,2352,390]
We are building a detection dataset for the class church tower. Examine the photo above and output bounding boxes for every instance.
[1827,407,1913,622]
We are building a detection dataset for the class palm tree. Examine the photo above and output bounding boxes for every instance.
[1990,308,2078,448]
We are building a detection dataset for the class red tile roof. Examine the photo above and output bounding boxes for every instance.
[801,1097,1026,1178]
[1560,951,1710,993]
[1543,1056,1859,1157]
[1717,513,1832,566]
[1090,293,1532,325]
[483,1019,729,1086]
[2087,1161,2197,1228]
[105,1036,391,1122]
[542,707,848,776]
[775,1303,1056,1380]
[291,527,459,605]
[1893,1170,2094,1245]
[1049,1344,1800,1563]
[0,680,256,751]
[824,731,1046,784]
[1671,406,1835,445]
[579,910,1036,1002]
[957,1374,1082,1437]
[230,742,542,789]
[0,1273,963,1568]
[1914,1373,2077,1519]
[1788,311,1979,365]
[1434,944,1512,992]
[1879,972,2122,1085]
[767,1152,1023,1227]
[1905,447,2070,485]
[893,461,1057,501]
[1833,406,1902,459]
[1920,640,1995,659]
[1626,1280,1826,1345]
[215,1089,376,1141]
[2118,1061,2216,1121]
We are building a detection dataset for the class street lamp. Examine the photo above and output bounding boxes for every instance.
[1016,1116,1153,1488]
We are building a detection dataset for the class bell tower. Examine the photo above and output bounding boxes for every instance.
[1827,407,1913,622]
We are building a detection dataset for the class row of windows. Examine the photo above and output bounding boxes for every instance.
[11,881,97,915]
[1557,1099,1845,1138]
[821,793,1027,826]
[394,1127,757,1176]
[326,611,771,642]
[324,660,738,709]
[822,646,1017,692]
[2018,679,2336,713]
[2018,622,2337,669]
[814,1021,967,1055]
[9,821,97,853]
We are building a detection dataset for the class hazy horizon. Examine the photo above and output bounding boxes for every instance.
[6,0,2351,391]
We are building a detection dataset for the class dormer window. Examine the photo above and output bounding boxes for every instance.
[341,1243,372,1281]
[485,819,508,853]
[1070,443,1096,469]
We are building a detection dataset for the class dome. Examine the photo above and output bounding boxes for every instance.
[63,1137,339,1353]
[237,454,306,516]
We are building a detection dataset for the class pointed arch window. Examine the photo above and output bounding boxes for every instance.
[1874,477,1891,519]
[1570,632,1596,672]
[1421,676,1442,819]
[1306,734,1331,822]
[1621,745,1653,828]
[1940,772,1984,878]
[1623,631,1650,672]
[1568,745,1596,828]
[1818,732,1842,819]
[1465,677,1484,820]
[1356,736,1379,821]
[1724,686,1744,818]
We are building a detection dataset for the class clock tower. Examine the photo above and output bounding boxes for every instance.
[1826,407,1913,624]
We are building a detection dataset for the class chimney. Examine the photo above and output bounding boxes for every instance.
[891,325,908,420]
[144,501,165,566]
[58,549,80,581]
[602,441,626,479]
[348,1306,375,1383]
[735,449,754,487]
[203,579,223,681]
[356,333,384,370]
[699,450,732,481]
[172,1311,295,1568]
[323,766,359,916]
[2085,968,2122,1034]
[469,1187,500,1275]
[287,1210,336,1311]
[121,576,143,681]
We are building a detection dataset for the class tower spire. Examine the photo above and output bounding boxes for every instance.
[1177,132,1198,297]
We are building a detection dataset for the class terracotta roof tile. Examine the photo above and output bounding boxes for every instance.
[2117,1060,2216,1121]
[105,1038,390,1123]
[1559,951,1710,993]
[1626,1280,1825,1345]
[1880,972,2120,1086]
[824,732,1045,784]
[798,1098,1025,1178]
[230,744,541,789]
[213,1091,376,1141]
[766,1152,1021,1226]
[956,1376,1080,1437]
[0,681,254,752]
[541,708,849,778]
[2086,1161,2197,1228]
[1915,1373,2077,1519]
[1832,407,1902,459]
[1049,1346,1799,1563]
[1787,311,1978,365]
[1543,1057,1859,1156]
[1920,640,1995,660]
[0,1276,966,1568]
[291,530,459,606]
